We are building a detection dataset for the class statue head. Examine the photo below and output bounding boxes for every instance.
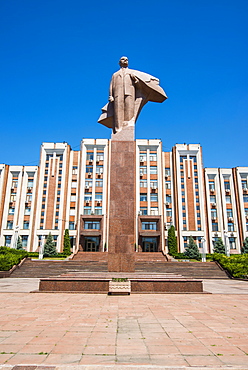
[119,56,128,68]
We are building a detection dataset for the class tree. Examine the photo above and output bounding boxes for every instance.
[167,225,177,255]
[213,238,225,254]
[63,229,71,255]
[16,236,23,250]
[43,233,57,257]
[184,236,201,260]
[242,237,248,254]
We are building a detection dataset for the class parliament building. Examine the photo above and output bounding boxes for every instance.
[0,139,248,255]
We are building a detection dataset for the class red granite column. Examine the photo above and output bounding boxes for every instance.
[108,135,136,272]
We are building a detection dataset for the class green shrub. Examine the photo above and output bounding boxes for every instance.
[43,233,57,257]
[172,253,186,259]
[213,253,248,278]
[184,236,201,260]
[168,225,177,255]
[63,229,71,255]
[0,247,28,271]
[213,238,225,254]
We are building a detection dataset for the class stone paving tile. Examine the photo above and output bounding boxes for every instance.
[0,292,248,368]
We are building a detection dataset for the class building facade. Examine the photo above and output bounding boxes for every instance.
[0,140,247,254]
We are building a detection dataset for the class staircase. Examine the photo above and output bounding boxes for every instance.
[9,253,229,279]
[10,258,108,278]
[135,261,229,279]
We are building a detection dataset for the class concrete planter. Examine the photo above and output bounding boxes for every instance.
[108,280,131,295]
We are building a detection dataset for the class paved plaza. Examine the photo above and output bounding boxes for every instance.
[0,279,248,369]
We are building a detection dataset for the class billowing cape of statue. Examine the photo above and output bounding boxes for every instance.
[98,69,167,129]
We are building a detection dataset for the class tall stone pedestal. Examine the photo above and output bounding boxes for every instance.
[108,136,135,272]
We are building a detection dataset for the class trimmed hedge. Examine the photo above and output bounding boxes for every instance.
[27,252,68,259]
[213,253,248,279]
[0,247,28,271]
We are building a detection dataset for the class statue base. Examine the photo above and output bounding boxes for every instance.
[111,125,134,141]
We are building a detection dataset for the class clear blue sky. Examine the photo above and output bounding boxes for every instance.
[0,0,247,168]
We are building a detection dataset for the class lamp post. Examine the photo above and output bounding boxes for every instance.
[224,230,230,257]
[201,237,206,262]
[39,235,45,260]
[12,226,19,249]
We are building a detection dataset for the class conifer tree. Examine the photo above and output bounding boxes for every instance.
[16,236,23,250]
[63,229,71,255]
[43,233,57,257]
[242,237,248,254]
[213,237,226,254]
[184,235,201,260]
[167,225,177,255]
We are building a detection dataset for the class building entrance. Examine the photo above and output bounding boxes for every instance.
[142,237,158,252]
[84,236,100,252]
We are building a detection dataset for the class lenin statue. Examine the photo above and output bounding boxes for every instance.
[98,56,168,135]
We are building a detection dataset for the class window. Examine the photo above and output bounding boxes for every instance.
[40,219,44,224]
[211,210,217,219]
[209,182,215,190]
[165,181,171,189]
[26,194,32,202]
[140,194,147,202]
[85,180,93,187]
[10,194,16,201]
[212,222,218,231]
[71,181,77,188]
[149,154,157,161]
[210,195,216,203]
[57,154,63,161]
[59,163,63,168]
[150,181,158,188]
[96,166,103,174]
[224,182,230,190]
[140,180,147,188]
[27,179,33,188]
[229,237,236,249]
[23,221,29,230]
[96,153,104,161]
[243,195,248,203]
[150,166,157,175]
[24,207,31,215]
[165,168,170,176]
[96,180,103,187]
[5,235,11,247]
[6,221,13,229]
[139,154,147,161]
[55,219,59,223]
[150,207,158,215]
[226,195,231,203]
[245,208,248,216]
[140,207,147,215]
[42,204,45,209]
[95,207,102,215]
[45,163,49,168]
[95,193,102,200]
[41,212,44,216]
[180,156,186,163]
[227,209,233,218]
[86,166,93,173]
[241,180,248,189]
[22,235,28,248]
[70,209,76,216]
[56,211,59,216]
[150,194,158,202]
[140,166,147,175]
[69,222,75,230]
[84,221,100,230]
[84,193,92,201]
[166,195,171,203]
[70,195,76,201]
[57,197,60,202]
[12,179,18,188]
[228,223,234,232]
[86,153,94,161]
[43,190,46,195]
[59,170,62,174]
[72,166,78,175]
[58,184,61,189]
[142,221,156,230]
